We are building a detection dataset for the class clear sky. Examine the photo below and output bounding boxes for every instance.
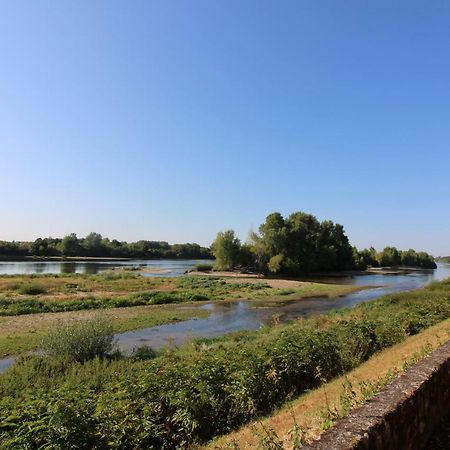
[1,1,449,255]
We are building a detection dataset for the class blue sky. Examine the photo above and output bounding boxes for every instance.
[1,1,449,254]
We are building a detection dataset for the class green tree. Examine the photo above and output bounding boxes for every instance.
[212,230,242,271]
[379,246,401,267]
[60,233,81,257]
[250,211,355,274]
[285,212,321,273]
[83,232,104,256]
[251,212,288,273]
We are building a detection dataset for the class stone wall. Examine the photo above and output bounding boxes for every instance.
[302,340,450,450]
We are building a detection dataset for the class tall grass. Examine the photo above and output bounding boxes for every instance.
[18,283,47,295]
[41,317,117,362]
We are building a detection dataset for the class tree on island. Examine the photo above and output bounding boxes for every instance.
[211,230,242,271]
[211,211,437,275]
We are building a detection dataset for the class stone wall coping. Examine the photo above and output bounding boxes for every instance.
[301,339,450,450]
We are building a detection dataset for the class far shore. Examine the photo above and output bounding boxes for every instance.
[0,256,213,262]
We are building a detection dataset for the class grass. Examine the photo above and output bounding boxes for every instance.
[18,283,47,295]
[41,317,116,362]
[0,272,361,316]
[0,304,210,357]
[0,278,448,449]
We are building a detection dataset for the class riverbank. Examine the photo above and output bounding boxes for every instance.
[0,272,362,357]
[1,278,449,449]
[0,303,211,358]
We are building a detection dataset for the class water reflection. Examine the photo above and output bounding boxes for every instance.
[0,259,213,277]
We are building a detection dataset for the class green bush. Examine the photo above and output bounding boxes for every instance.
[194,263,213,272]
[131,345,158,360]
[18,283,47,295]
[41,317,116,363]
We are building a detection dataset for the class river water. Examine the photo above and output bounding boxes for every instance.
[115,263,450,352]
[0,259,213,277]
[1,263,449,372]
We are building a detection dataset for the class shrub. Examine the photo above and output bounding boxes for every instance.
[194,263,213,272]
[41,317,116,362]
[18,283,47,295]
[131,345,158,360]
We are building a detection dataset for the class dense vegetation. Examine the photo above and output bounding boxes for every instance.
[0,232,211,259]
[437,256,450,263]
[212,211,437,274]
[0,278,449,449]
[41,317,116,363]
[354,246,437,270]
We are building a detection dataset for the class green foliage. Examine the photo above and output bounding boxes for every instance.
[267,254,284,273]
[0,233,212,259]
[378,246,401,267]
[41,317,116,362]
[0,291,202,316]
[131,345,158,361]
[0,221,437,274]
[251,211,355,275]
[400,249,436,269]
[212,230,243,271]
[61,233,82,257]
[376,246,436,269]
[18,283,47,295]
[194,263,213,272]
[1,279,449,448]
[0,276,274,316]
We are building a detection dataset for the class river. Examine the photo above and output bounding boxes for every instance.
[115,263,450,352]
[0,259,213,277]
[1,263,449,372]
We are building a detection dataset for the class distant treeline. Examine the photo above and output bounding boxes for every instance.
[0,233,211,259]
[212,211,437,274]
[354,246,437,270]
[437,256,450,263]
[0,214,437,272]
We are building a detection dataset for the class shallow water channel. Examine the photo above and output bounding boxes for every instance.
[115,263,450,352]
[1,263,449,372]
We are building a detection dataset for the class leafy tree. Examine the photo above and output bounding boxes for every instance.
[379,246,401,267]
[252,211,354,275]
[60,233,81,257]
[251,212,288,272]
[83,232,104,256]
[212,230,242,271]
[352,247,367,270]
[268,254,284,273]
